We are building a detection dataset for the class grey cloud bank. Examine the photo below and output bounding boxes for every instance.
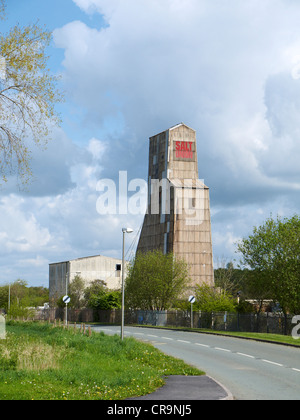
[1,0,300,285]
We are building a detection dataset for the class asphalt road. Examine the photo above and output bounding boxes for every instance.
[91,325,300,400]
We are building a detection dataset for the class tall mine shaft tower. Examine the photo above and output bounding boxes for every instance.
[137,123,214,288]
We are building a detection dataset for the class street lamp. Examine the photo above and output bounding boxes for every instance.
[121,227,133,340]
[8,280,21,313]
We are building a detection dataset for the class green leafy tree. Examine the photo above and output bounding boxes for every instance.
[101,291,121,310]
[0,0,5,19]
[237,215,300,314]
[125,250,191,310]
[24,286,49,307]
[0,285,8,309]
[0,281,48,310]
[84,279,107,306]
[0,1,63,185]
[89,291,122,310]
[68,275,85,309]
[194,283,236,312]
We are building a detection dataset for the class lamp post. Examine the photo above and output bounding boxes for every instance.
[65,270,69,327]
[8,280,21,313]
[121,227,133,340]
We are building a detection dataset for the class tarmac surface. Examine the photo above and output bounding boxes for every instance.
[128,375,233,401]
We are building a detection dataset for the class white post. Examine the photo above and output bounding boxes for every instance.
[121,230,125,341]
[65,271,68,326]
[121,228,133,340]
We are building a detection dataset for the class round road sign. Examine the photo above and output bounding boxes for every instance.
[188,295,196,304]
[63,295,71,304]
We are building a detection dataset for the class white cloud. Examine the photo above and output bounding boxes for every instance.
[18,255,49,268]
[3,0,300,286]
[0,195,51,253]
[51,0,300,270]
[0,130,143,286]
[53,0,300,199]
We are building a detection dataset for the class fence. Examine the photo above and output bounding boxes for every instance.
[33,308,294,336]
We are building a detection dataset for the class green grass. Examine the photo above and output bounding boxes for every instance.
[198,329,300,346]
[0,321,204,400]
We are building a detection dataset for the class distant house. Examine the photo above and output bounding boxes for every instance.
[49,255,125,301]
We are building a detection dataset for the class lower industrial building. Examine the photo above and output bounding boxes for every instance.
[49,255,123,302]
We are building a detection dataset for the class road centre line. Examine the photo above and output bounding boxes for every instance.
[214,347,231,352]
[195,343,210,348]
[262,359,284,367]
[98,329,300,373]
[147,337,299,372]
[236,352,255,359]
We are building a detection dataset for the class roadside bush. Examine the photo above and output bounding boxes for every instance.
[195,284,236,312]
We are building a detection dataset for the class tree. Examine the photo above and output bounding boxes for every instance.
[89,291,122,310]
[68,275,85,309]
[194,283,236,312]
[214,261,273,313]
[214,259,247,297]
[84,279,107,304]
[0,1,5,20]
[0,281,49,310]
[0,2,63,185]
[237,215,300,314]
[125,250,191,310]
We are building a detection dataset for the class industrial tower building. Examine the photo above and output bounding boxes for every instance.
[137,123,214,288]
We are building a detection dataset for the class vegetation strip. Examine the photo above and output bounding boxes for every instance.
[0,321,204,400]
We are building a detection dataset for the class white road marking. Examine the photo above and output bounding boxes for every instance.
[94,328,300,375]
[262,359,283,367]
[215,347,231,353]
[237,352,255,359]
[195,343,210,348]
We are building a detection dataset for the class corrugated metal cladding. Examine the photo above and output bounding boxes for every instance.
[137,123,214,290]
[49,255,123,300]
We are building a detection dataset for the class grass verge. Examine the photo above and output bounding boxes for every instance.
[0,321,204,400]
[198,329,300,347]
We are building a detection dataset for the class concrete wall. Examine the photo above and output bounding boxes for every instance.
[49,255,124,301]
[49,261,69,301]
